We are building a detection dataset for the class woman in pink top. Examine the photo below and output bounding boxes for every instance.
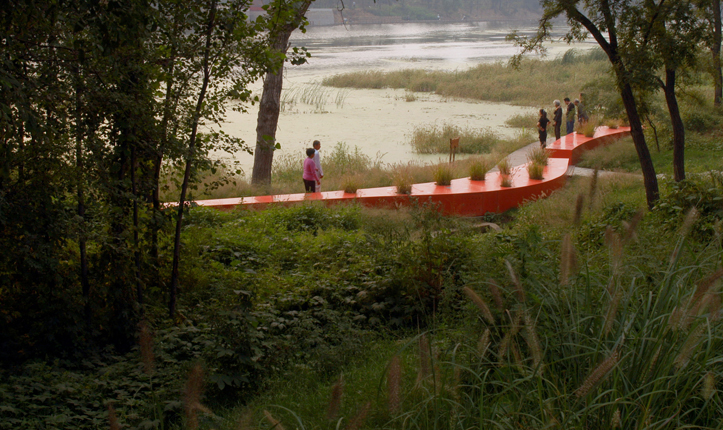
[302,148,320,192]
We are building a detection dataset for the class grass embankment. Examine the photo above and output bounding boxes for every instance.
[322,49,611,108]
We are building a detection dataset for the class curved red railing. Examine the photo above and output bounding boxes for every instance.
[193,126,630,216]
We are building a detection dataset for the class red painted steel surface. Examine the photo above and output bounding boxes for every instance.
[192,127,631,216]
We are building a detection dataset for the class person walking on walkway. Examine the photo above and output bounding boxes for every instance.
[552,100,562,140]
[537,109,550,148]
[575,95,589,125]
[303,148,320,193]
[564,97,576,135]
[313,140,324,192]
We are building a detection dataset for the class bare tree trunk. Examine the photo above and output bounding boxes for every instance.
[251,0,313,185]
[620,81,659,208]
[250,35,289,185]
[131,145,142,307]
[151,47,176,288]
[169,0,217,319]
[663,68,685,181]
[714,0,722,106]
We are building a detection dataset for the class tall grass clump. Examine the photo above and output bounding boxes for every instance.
[410,122,502,154]
[527,162,545,180]
[469,157,491,181]
[434,164,453,186]
[497,157,512,176]
[579,116,599,137]
[505,112,539,129]
[526,146,549,166]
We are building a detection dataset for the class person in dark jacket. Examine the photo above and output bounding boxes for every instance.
[552,100,562,140]
[564,97,575,135]
[538,109,550,148]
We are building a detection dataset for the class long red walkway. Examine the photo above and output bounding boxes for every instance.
[194,126,631,216]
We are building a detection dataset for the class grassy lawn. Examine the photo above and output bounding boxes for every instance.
[577,136,723,176]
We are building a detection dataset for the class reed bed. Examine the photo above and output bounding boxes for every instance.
[323,49,611,107]
[409,122,534,155]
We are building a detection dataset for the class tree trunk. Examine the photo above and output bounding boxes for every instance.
[74,65,91,328]
[151,47,176,288]
[250,35,289,185]
[663,68,685,182]
[169,0,216,319]
[713,0,722,106]
[131,145,142,307]
[251,0,313,185]
[619,80,660,209]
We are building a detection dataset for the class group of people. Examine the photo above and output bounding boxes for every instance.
[300,95,589,192]
[302,140,324,193]
[536,94,589,148]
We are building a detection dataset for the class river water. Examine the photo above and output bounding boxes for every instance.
[220,20,589,177]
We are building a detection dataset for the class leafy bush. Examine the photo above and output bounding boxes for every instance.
[652,176,723,240]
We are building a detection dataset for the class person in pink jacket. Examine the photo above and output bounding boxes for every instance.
[302,148,320,193]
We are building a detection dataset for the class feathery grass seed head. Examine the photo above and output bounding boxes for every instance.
[463,286,495,323]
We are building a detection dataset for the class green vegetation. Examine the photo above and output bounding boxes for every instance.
[468,157,492,181]
[408,122,534,155]
[323,50,611,107]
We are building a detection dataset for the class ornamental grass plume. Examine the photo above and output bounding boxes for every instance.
[138,321,154,375]
[327,374,344,420]
[679,207,700,238]
[588,168,599,211]
[523,311,543,370]
[603,279,621,336]
[487,279,505,311]
[264,410,286,430]
[184,364,211,430]
[500,176,513,188]
[478,328,491,358]
[575,349,620,398]
[622,209,645,244]
[344,402,371,430]
[674,325,705,370]
[417,334,430,383]
[108,403,121,430]
[703,371,716,400]
[605,227,623,275]
[388,355,402,414]
[559,233,578,286]
[498,311,522,362]
[463,286,495,324]
[573,193,584,226]
[505,259,525,303]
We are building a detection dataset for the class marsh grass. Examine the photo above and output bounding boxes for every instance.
[393,166,414,194]
[500,176,513,187]
[576,137,639,171]
[505,112,539,129]
[323,49,611,107]
[409,123,502,154]
[281,83,351,112]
